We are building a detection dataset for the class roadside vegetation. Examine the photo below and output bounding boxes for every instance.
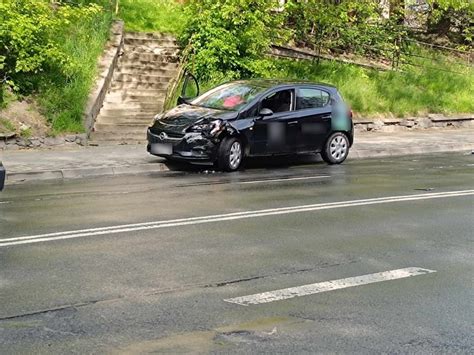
[118,0,185,34]
[266,57,473,117]
[0,0,112,134]
[0,0,472,136]
[184,0,473,117]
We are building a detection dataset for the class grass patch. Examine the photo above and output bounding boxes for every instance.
[198,50,473,118]
[36,8,112,133]
[118,0,186,34]
[265,45,474,117]
[0,117,16,134]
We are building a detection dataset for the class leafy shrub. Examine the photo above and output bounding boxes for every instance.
[0,0,102,92]
[0,0,112,132]
[284,0,408,61]
[425,0,474,47]
[181,0,285,82]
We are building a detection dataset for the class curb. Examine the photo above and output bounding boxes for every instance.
[6,163,171,184]
[349,144,473,159]
[4,146,473,185]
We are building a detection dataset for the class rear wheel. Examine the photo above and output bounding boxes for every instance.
[321,132,349,164]
[218,137,243,172]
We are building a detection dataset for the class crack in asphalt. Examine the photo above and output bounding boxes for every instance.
[0,259,359,321]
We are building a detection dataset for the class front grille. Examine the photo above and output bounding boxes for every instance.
[165,131,185,139]
[147,129,184,144]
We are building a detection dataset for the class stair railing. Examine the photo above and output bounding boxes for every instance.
[163,42,195,111]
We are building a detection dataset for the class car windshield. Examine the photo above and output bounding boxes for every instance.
[190,82,265,111]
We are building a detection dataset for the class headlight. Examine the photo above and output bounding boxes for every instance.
[189,119,224,136]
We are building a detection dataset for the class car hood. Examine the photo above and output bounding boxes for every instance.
[151,104,238,134]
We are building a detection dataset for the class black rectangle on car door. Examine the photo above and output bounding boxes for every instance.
[295,88,332,152]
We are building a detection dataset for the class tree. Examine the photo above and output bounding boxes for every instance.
[181,0,284,82]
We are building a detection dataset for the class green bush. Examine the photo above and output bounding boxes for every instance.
[284,0,407,61]
[181,0,285,82]
[0,0,112,132]
[0,0,101,92]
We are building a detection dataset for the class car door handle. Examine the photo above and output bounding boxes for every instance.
[321,115,331,120]
[288,121,299,125]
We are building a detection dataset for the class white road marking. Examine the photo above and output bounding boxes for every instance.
[239,176,330,184]
[1,189,473,248]
[224,267,437,306]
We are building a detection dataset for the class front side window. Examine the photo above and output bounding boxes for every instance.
[191,82,266,111]
[297,88,330,110]
[261,89,293,113]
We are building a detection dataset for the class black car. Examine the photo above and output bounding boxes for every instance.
[0,162,5,191]
[147,79,353,171]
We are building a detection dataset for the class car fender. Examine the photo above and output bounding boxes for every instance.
[218,119,254,156]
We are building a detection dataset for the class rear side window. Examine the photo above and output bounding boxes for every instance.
[296,88,330,110]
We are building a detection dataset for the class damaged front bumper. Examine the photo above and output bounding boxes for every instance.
[147,128,218,163]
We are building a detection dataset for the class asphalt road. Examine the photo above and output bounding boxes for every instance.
[1,153,473,353]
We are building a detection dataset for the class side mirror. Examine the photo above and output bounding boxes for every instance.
[177,96,188,105]
[259,108,273,118]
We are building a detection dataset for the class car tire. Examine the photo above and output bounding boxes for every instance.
[321,132,349,164]
[218,137,243,172]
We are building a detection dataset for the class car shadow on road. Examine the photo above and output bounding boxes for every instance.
[159,154,325,174]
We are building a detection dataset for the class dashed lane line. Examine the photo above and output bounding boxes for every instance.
[224,267,437,306]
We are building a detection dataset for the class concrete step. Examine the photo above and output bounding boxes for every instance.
[124,47,179,57]
[119,53,179,63]
[94,123,150,134]
[95,116,156,125]
[124,32,175,41]
[118,61,178,71]
[111,81,169,90]
[113,73,174,84]
[104,94,166,104]
[116,66,178,76]
[102,101,163,111]
[107,89,166,101]
[124,37,177,47]
[98,108,159,117]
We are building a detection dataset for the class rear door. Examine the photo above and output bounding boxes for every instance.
[294,87,332,152]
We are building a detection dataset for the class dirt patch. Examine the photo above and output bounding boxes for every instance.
[0,97,50,138]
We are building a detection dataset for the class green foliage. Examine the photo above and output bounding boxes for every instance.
[284,0,408,60]
[0,0,102,91]
[263,54,473,117]
[181,0,285,82]
[0,117,15,133]
[0,0,112,132]
[19,126,32,138]
[425,1,474,46]
[118,0,186,34]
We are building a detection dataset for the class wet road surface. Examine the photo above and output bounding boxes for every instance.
[1,153,473,353]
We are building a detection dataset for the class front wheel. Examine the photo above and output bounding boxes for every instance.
[217,137,243,172]
[321,132,349,164]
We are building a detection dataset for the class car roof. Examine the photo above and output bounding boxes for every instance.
[233,79,338,91]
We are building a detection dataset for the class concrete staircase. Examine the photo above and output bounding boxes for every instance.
[90,32,179,145]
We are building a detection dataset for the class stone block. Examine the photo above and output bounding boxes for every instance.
[368,119,384,131]
[400,119,415,127]
[44,137,64,146]
[65,135,77,143]
[415,117,433,129]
